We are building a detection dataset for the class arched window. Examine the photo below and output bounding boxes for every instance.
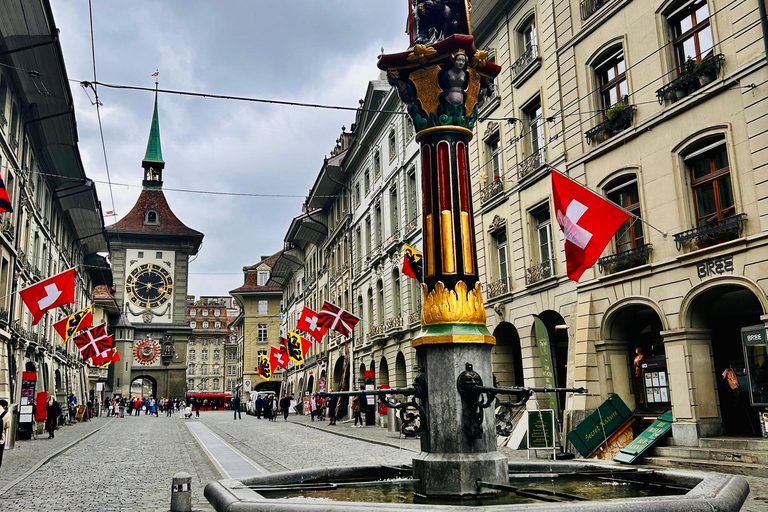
[144,210,159,225]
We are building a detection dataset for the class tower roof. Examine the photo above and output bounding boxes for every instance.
[143,92,164,164]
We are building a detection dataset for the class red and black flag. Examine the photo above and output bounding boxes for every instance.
[317,301,360,336]
[73,325,113,361]
[0,170,13,214]
[403,245,423,281]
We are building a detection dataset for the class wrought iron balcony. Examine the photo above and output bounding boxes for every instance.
[597,243,652,274]
[585,105,636,145]
[580,0,612,20]
[525,259,554,286]
[404,217,418,235]
[518,149,546,181]
[512,45,538,78]
[673,213,746,251]
[385,231,400,250]
[0,111,6,128]
[480,177,504,204]
[369,323,384,342]
[487,277,511,299]
[10,136,18,151]
[367,245,383,265]
[656,54,725,104]
[384,316,404,334]
[1,219,13,240]
[408,310,421,326]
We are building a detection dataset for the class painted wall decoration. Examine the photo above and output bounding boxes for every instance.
[133,338,161,365]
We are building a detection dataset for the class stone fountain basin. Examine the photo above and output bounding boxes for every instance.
[204,461,749,511]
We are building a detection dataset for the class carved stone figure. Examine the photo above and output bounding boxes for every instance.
[444,53,468,106]
[411,0,471,45]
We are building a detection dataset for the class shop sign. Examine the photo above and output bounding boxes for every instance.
[566,394,633,457]
[614,411,673,464]
[696,255,733,279]
[528,410,555,450]
[741,325,768,406]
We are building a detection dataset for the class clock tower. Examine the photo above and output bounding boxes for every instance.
[106,93,204,399]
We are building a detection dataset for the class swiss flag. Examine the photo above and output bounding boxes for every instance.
[270,345,289,370]
[551,171,630,282]
[296,307,327,342]
[19,268,76,325]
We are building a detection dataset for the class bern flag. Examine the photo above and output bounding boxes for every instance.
[551,171,630,281]
[257,354,272,380]
[317,302,360,336]
[285,331,312,364]
[54,306,93,344]
[402,245,423,281]
[19,268,76,325]
[297,306,328,342]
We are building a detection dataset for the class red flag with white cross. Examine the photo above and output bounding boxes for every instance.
[296,306,328,343]
[551,171,630,282]
[270,345,289,370]
[19,268,76,325]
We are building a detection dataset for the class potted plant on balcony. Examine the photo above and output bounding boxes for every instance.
[693,58,716,86]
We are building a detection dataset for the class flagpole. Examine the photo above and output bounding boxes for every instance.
[17,266,77,293]
[552,170,668,238]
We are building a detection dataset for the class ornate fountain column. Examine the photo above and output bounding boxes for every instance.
[379,28,507,497]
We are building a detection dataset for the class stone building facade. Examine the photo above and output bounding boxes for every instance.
[469,0,768,447]
[185,296,232,393]
[230,252,284,399]
[0,1,112,443]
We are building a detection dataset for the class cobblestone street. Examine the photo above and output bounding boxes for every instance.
[1,411,768,511]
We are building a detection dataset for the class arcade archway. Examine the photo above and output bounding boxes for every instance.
[130,375,157,398]
[532,311,569,417]
[492,322,524,387]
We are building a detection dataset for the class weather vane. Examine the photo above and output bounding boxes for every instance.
[151,69,159,89]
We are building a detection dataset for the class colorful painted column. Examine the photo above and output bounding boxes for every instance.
[380,30,506,497]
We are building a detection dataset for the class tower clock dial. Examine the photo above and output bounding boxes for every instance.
[126,263,173,309]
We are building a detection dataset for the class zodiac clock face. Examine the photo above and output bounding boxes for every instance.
[133,338,161,365]
[126,263,173,309]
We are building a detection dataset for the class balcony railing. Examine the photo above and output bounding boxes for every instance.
[0,111,6,128]
[525,259,554,286]
[518,149,546,181]
[369,324,384,342]
[487,277,511,299]
[597,243,652,274]
[580,0,611,20]
[585,104,636,145]
[512,45,538,78]
[480,177,504,204]
[384,316,404,334]
[656,54,725,104]
[1,219,13,240]
[405,217,418,235]
[10,136,18,151]
[385,231,400,250]
[408,310,421,326]
[673,213,746,251]
[367,245,383,264]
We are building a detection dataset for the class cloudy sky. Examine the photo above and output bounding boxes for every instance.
[49,1,408,297]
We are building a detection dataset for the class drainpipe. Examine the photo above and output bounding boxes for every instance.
[759,0,768,58]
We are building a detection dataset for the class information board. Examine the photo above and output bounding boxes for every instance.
[614,411,673,464]
[18,371,37,440]
[527,410,555,449]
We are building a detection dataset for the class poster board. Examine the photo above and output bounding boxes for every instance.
[18,372,37,440]
[76,405,86,420]
[566,394,633,457]
[614,411,673,464]
[36,391,48,420]
[527,409,556,459]
[303,397,311,415]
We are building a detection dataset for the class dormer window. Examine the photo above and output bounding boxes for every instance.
[145,210,159,226]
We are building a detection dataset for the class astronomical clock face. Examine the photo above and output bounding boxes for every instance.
[126,263,173,309]
[133,338,161,365]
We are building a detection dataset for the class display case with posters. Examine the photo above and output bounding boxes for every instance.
[640,356,671,408]
[742,325,768,406]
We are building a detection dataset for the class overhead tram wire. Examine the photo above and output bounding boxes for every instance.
[87,0,117,218]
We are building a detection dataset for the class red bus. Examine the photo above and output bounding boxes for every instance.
[186,392,231,411]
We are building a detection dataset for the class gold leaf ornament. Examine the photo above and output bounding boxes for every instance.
[408,44,438,65]
[421,281,486,325]
[471,50,488,69]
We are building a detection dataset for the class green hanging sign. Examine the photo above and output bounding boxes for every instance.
[614,411,673,464]
[533,316,558,421]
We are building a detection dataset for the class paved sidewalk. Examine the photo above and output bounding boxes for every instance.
[0,416,107,491]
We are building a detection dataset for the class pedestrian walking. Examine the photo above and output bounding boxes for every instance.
[310,395,318,422]
[119,398,126,418]
[255,396,263,419]
[271,396,278,421]
[0,399,9,470]
[352,392,363,427]
[45,396,62,438]
[279,394,291,421]
[328,391,338,426]
[232,388,242,420]
[195,399,200,418]
[86,400,93,421]
[263,395,273,421]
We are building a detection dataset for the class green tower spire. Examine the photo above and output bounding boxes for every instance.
[143,92,164,164]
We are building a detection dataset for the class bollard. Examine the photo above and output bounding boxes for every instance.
[170,471,192,512]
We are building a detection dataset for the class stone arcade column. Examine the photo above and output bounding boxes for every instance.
[379,35,506,497]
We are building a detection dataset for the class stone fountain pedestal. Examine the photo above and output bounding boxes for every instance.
[413,343,507,497]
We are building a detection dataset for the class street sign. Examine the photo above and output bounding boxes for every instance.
[614,411,673,464]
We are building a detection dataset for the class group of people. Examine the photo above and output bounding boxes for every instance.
[105,396,185,418]
[251,394,281,421]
